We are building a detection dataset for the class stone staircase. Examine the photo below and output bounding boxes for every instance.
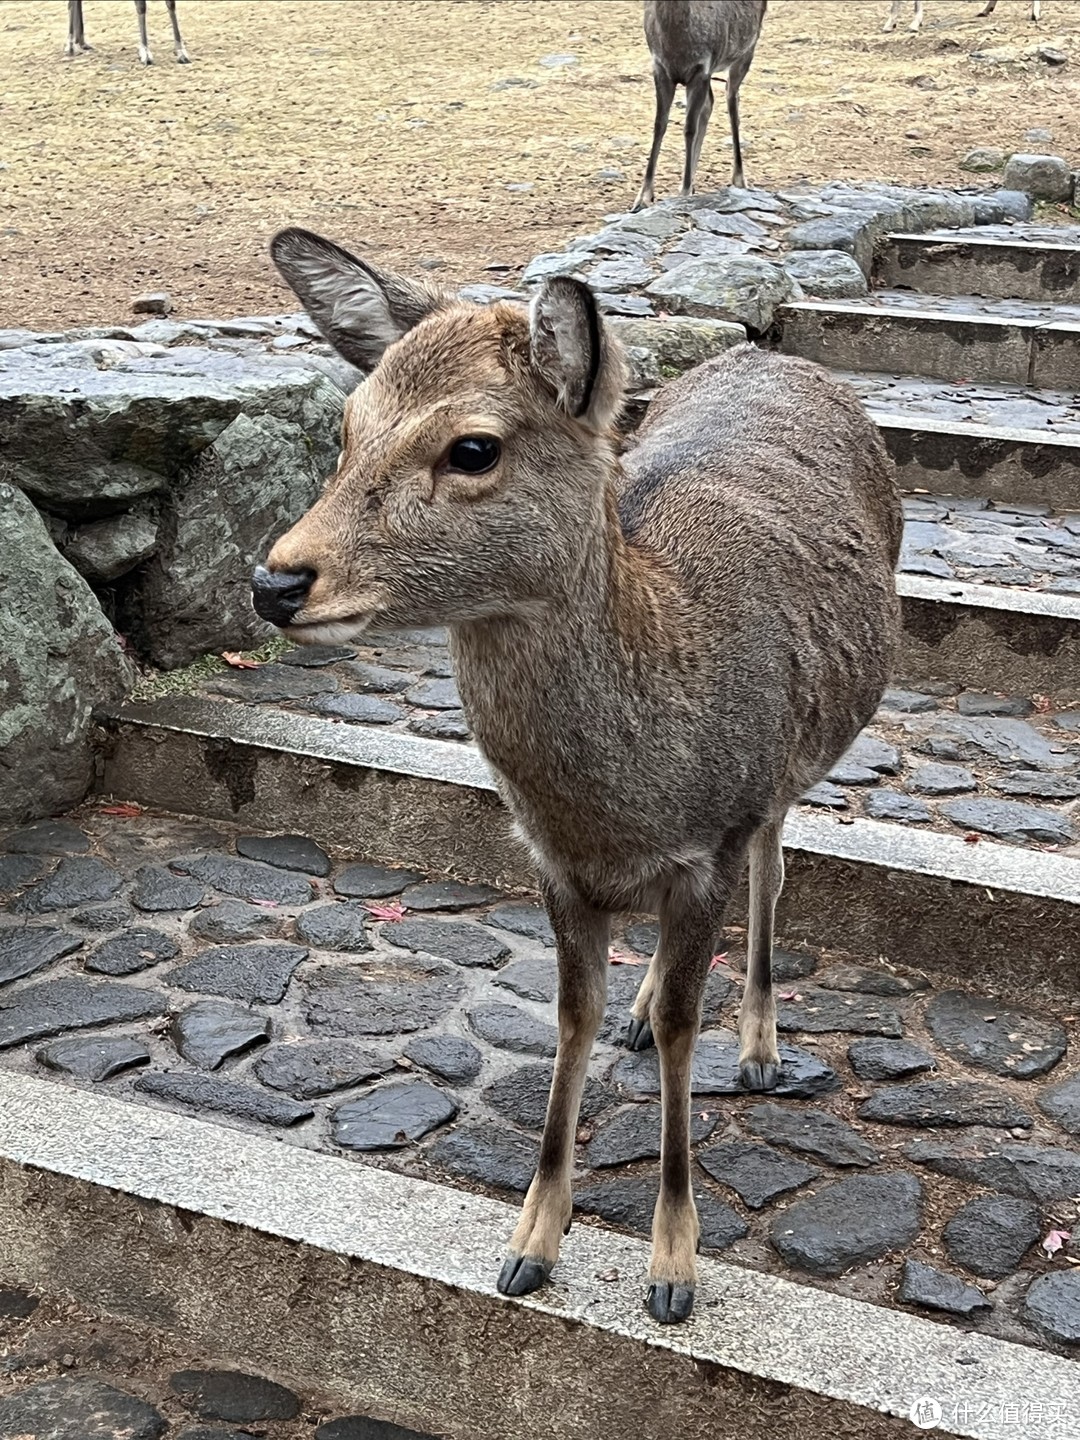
[4,216,1080,1439]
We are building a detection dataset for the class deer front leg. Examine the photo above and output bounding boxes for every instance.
[135,0,153,65]
[497,891,609,1298]
[681,70,714,197]
[165,0,190,63]
[738,817,784,1091]
[632,67,676,212]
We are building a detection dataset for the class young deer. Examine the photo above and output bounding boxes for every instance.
[633,0,767,211]
[883,0,1040,31]
[66,0,190,64]
[253,229,902,1324]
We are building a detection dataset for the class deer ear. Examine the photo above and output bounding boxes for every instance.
[528,277,626,433]
[270,227,446,372]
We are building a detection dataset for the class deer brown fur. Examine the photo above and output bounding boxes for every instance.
[255,228,903,1324]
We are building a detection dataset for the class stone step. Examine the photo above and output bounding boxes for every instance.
[877,226,1080,304]
[779,291,1080,389]
[840,370,1080,512]
[95,695,1080,995]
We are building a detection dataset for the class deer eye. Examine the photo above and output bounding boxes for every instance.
[447,436,500,474]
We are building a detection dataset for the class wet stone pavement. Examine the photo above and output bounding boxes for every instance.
[187,629,1080,853]
[2,808,1080,1355]
[0,1288,436,1438]
[843,369,1080,439]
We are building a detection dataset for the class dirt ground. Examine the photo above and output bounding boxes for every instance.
[1,0,1078,329]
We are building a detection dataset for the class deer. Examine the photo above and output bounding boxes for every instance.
[252,228,902,1325]
[65,0,190,64]
[632,0,767,212]
[883,0,1040,32]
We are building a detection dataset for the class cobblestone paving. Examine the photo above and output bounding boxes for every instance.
[185,636,1080,853]
[0,1289,434,1438]
[2,808,1080,1354]
[844,370,1080,437]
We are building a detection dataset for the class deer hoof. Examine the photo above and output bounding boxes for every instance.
[646,1281,695,1325]
[497,1252,552,1297]
[739,1059,781,1092]
[626,1016,654,1052]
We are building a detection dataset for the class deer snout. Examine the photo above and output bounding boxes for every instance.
[251,564,316,628]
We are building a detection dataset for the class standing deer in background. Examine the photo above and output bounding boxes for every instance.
[883,0,1040,31]
[253,228,902,1324]
[66,0,190,64]
[632,0,767,211]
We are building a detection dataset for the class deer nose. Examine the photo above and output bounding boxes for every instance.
[251,565,315,627]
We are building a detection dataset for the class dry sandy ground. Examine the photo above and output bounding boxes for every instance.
[1,0,1078,328]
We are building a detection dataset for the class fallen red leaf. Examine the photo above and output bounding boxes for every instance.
[221,651,260,669]
[710,952,729,969]
[1043,1228,1071,1258]
[248,898,279,910]
[609,951,646,966]
[98,802,142,818]
[964,833,982,844]
[365,901,405,922]
[778,989,802,1002]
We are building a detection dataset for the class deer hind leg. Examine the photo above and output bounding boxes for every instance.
[978,0,997,15]
[134,0,153,64]
[165,0,190,62]
[497,890,609,1298]
[882,1,901,31]
[681,70,714,197]
[627,952,657,1051]
[632,66,676,212]
[725,54,754,190]
[66,0,91,55]
[646,865,739,1325]
[738,817,784,1092]
[1031,0,1041,21]
[909,1,925,28]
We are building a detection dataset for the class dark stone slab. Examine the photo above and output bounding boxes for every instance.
[817,965,927,998]
[170,1369,300,1422]
[401,880,501,912]
[611,1028,840,1098]
[487,902,555,947]
[943,1193,1040,1278]
[493,955,558,1003]
[408,711,471,741]
[956,691,1032,718]
[0,978,164,1049]
[859,1081,1033,1129]
[770,1174,922,1277]
[828,735,899,786]
[776,987,904,1037]
[697,1140,820,1209]
[85,927,178,976]
[337,660,413,692]
[0,853,47,893]
[848,1038,936,1081]
[921,716,1075,772]
[575,1177,748,1251]
[405,677,462,710]
[927,990,1067,1079]
[295,902,372,953]
[3,819,90,855]
[468,1003,558,1057]
[0,927,82,986]
[993,772,1080,799]
[188,900,281,943]
[800,781,848,810]
[403,1034,482,1084]
[309,693,406,724]
[136,1072,314,1126]
[906,1139,1080,1202]
[236,833,331,876]
[166,944,308,1004]
[907,763,979,796]
[278,644,356,668]
[898,1260,991,1318]
[10,856,122,914]
[132,865,207,912]
[334,863,423,899]
[171,1000,271,1069]
[37,1034,150,1081]
[0,1288,39,1319]
[940,797,1075,845]
[863,791,932,822]
[585,1102,717,1166]
[1024,1272,1080,1344]
[302,960,464,1036]
[744,1103,880,1167]
[332,1081,458,1150]
[71,902,133,932]
[0,1377,165,1440]
[255,1040,394,1098]
[170,854,315,905]
[1037,1073,1080,1135]
[179,1431,271,1440]
[879,689,938,714]
[484,1062,613,1133]
[428,1122,538,1193]
[206,664,339,703]
[383,918,510,968]
[317,1418,436,1440]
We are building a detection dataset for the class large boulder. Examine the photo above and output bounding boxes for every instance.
[645,256,793,333]
[0,484,132,827]
[607,316,746,378]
